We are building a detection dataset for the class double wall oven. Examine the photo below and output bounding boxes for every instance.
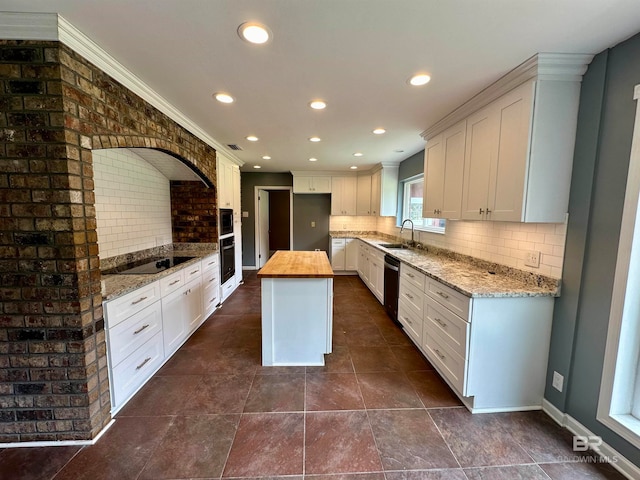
[219,208,235,284]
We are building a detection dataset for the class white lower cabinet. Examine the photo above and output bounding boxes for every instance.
[105,253,220,414]
[356,240,384,303]
[331,238,358,272]
[397,261,553,413]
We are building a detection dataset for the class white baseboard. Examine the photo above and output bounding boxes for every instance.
[0,419,115,449]
[542,399,640,480]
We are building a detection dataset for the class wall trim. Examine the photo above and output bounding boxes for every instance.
[0,419,115,449]
[0,12,243,167]
[420,52,594,140]
[542,399,639,480]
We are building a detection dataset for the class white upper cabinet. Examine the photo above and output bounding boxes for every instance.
[217,153,240,211]
[371,165,399,217]
[423,120,466,219]
[422,53,593,223]
[293,175,332,194]
[331,176,357,215]
[356,175,372,215]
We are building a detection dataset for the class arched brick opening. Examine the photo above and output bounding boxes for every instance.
[0,39,218,442]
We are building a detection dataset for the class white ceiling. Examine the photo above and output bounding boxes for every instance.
[3,1,640,173]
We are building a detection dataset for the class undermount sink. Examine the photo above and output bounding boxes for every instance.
[379,243,410,249]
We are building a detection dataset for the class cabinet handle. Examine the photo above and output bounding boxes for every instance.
[184,288,192,296]
[401,316,412,325]
[479,208,484,215]
[133,324,150,335]
[131,296,148,305]
[136,357,152,370]
[190,269,199,275]
[435,318,447,328]
[486,208,491,214]
[208,261,216,266]
[169,280,180,286]
[434,349,446,360]
[407,273,415,278]
[436,291,449,299]
[209,276,216,283]
[405,293,414,300]
[209,297,217,303]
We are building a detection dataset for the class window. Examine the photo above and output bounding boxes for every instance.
[402,175,445,233]
[597,84,640,448]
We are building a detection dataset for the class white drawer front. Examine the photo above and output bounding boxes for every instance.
[160,269,184,296]
[105,281,160,328]
[201,254,219,274]
[424,296,469,359]
[400,263,426,291]
[184,263,202,282]
[423,329,467,395]
[399,280,424,315]
[107,301,162,368]
[202,267,220,288]
[203,280,220,312]
[425,278,470,320]
[111,332,164,409]
[398,302,422,345]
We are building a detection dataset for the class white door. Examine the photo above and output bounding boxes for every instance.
[258,190,270,268]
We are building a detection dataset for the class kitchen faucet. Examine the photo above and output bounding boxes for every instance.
[400,219,415,246]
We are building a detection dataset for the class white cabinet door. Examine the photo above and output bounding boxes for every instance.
[331,177,357,215]
[441,121,466,219]
[461,104,498,220]
[423,133,444,218]
[294,176,332,193]
[217,156,234,209]
[161,286,188,357]
[345,238,358,271]
[331,238,346,270]
[185,276,203,333]
[488,82,534,221]
[370,170,381,216]
[356,175,372,215]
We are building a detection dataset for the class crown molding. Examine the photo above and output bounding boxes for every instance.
[0,12,242,165]
[420,52,594,140]
[0,12,59,40]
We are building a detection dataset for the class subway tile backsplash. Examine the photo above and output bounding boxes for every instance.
[93,148,173,258]
[331,215,567,279]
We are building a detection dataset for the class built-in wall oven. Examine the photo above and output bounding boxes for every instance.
[220,236,235,284]
[220,208,233,236]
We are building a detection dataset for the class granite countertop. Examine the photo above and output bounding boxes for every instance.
[101,247,218,301]
[331,232,560,298]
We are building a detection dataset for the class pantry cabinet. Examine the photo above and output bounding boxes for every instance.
[331,176,357,215]
[423,120,466,219]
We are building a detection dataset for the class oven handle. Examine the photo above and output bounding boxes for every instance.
[384,261,399,272]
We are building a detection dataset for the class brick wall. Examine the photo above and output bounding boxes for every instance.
[170,181,218,243]
[0,40,217,442]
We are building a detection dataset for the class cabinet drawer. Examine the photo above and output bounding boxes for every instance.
[160,269,184,296]
[107,301,162,368]
[184,263,202,282]
[424,296,469,359]
[201,254,219,274]
[400,263,426,291]
[203,280,220,312]
[398,302,422,345]
[111,332,164,410]
[423,329,466,394]
[105,281,160,328]
[399,280,424,315]
[425,278,470,320]
[202,266,219,288]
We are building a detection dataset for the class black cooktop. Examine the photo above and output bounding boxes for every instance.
[102,256,196,275]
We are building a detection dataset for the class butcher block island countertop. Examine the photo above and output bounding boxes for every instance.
[258,251,334,366]
[257,250,334,278]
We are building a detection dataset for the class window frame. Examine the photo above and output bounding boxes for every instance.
[401,174,445,234]
[597,84,640,448]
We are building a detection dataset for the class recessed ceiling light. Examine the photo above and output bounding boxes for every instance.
[350,166,358,170]
[238,22,271,44]
[309,100,326,110]
[213,92,234,104]
[372,128,386,135]
[253,165,262,169]
[309,137,321,142]
[353,152,363,157]
[262,155,271,160]
[246,135,259,142]
[409,73,431,86]
[309,158,318,162]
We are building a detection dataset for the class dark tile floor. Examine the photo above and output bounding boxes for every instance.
[0,272,629,479]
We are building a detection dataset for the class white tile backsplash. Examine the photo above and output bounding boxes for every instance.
[376,216,566,279]
[93,148,172,259]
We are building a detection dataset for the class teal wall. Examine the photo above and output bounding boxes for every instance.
[545,32,640,465]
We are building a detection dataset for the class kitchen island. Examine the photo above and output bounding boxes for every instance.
[257,250,334,366]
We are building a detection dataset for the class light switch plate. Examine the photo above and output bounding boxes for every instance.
[524,250,540,268]
[552,371,564,392]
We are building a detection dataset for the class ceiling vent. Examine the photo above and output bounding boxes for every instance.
[227,144,242,151]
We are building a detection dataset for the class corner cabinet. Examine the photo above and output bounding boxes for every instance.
[421,53,592,223]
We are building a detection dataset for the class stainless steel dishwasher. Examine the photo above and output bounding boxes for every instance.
[383,254,400,324]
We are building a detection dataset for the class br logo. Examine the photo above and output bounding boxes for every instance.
[573,435,603,452]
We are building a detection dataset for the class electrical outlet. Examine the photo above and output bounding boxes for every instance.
[524,250,540,268]
[311,221,316,228]
[552,371,564,392]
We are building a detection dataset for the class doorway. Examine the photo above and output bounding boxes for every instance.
[255,186,293,268]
